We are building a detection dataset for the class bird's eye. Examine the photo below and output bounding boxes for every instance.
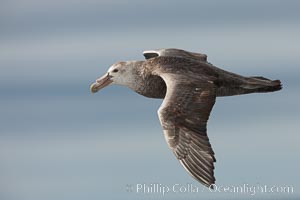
[112,69,119,73]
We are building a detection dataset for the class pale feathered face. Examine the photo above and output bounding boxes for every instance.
[107,62,135,85]
[90,61,135,93]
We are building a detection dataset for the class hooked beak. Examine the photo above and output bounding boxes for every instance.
[90,73,113,93]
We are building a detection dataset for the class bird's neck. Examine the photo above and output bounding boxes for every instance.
[126,61,166,99]
[122,61,146,91]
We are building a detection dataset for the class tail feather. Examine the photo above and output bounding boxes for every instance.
[259,79,282,92]
[249,76,272,81]
[216,77,282,97]
[244,78,282,93]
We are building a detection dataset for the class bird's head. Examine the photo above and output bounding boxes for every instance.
[90,61,138,93]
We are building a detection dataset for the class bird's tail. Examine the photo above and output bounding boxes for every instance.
[216,76,282,97]
[242,76,282,93]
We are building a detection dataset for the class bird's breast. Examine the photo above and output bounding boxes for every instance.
[134,75,166,99]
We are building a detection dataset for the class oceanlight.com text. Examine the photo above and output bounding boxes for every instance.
[125,183,294,196]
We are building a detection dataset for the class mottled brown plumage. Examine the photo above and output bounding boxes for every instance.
[90,48,282,187]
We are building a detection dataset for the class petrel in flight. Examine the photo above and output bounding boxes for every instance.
[90,48,282,187]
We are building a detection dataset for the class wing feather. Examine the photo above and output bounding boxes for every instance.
[157,71,216,187]
[143,48,207,62]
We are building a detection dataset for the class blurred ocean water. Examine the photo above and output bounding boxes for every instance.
[0,0,299,199]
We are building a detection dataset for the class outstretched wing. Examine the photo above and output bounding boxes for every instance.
[157,72,216,187]
[143,48,207,62]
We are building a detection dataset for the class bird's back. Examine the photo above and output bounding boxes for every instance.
[137,56,281,98]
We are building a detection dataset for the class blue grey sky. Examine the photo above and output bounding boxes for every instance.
[0,0,299,200]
